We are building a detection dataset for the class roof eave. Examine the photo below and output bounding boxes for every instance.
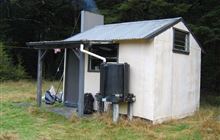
[143,17,204,53]
[180,19,205,53]
[26,40,114,49]
[144,17,182,39]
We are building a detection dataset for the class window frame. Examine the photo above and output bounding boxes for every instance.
[88,44,119,72]
[173,28,190,55]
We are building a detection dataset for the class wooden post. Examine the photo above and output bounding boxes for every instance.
[77,49,85,117]
[127,103,133,120]
[62,48,67,103]
[37,49,43,107]
[113,103,119,123]
[98,101,105,113]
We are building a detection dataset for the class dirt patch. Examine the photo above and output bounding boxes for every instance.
[0,132,19,140]
[216,115,220,121]
[44,105,77,118]
[201,119,220,139]
[14,102,32,108]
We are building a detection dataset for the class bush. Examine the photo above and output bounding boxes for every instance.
[0,43,28,81]
[200,94,220,107]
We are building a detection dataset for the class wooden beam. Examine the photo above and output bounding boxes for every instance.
[62,49,67,103]
[127,103,133,120]
[71,48,80,59]
[37,49,43,107]
[113,104,119,123]
[40,50,47,60]
[77,51,85,117]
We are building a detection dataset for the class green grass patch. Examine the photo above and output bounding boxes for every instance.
[167,123,189,132]
[0,80,220,140]
[0,103,38,140]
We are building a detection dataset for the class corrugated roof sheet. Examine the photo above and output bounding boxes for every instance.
[65,17,182,41]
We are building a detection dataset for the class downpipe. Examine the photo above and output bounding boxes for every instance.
[80,44,106,62]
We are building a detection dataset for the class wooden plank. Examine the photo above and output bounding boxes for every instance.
[77,50,85,117]
[37,49,43,107]
[62,48,67,103]
[113,104,119,123]
[127,103,133,120]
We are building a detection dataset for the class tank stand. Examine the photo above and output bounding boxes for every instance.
[127,102,133,120]
[98,101,105,113]
[112,103,119,123]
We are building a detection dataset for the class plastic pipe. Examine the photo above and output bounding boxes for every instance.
[80,44,106,62]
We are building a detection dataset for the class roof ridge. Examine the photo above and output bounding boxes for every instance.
[64,17,183,42]
[95,17,182,27]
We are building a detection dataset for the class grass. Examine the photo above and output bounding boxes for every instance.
[0,80,220,140]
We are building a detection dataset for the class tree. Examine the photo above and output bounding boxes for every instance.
[0,42,28,80]
[0,0,219,92]
[0,0,82,78]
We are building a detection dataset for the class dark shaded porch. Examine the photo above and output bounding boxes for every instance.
[26,40,112,117]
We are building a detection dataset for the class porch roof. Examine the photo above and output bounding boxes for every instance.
[27,17,182,49]
[26,40,113,49]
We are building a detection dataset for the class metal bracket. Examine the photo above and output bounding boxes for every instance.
[71,48,80,59]
[40,50,47,60]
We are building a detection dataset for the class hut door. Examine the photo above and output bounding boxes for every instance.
[64,49,79,107]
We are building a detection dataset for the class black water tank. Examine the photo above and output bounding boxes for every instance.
[100,63,129,102]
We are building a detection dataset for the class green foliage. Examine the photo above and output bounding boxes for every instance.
[0,0,219,92]
[0,43,28,81]
[0,0,82,79]
[201,95,220,106]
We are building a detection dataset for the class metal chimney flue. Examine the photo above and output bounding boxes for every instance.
[81,11,104,33]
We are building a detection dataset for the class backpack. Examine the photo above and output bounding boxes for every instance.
[84,93,94,114]
[45,90,56,105]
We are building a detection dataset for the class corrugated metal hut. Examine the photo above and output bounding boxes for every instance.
[27,11,201,123]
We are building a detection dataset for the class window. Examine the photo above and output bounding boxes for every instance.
[173,28,189,54]
[88,44,118,72]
